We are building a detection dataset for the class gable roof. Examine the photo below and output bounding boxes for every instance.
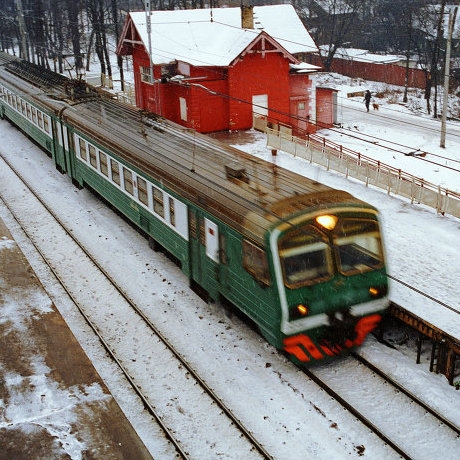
[117,5,318,67]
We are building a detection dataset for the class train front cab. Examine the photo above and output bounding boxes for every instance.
[268,206,389,364]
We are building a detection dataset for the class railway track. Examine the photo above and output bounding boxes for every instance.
[305,349,460,459]
[0,153,271,459]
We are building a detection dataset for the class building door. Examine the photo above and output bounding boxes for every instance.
[252,94,268,117]
[290,99,309,132]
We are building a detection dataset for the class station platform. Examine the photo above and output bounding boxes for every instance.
[0,218,152,459]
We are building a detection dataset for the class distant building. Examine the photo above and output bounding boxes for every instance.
[310,47,426,89]
[117,5,336,134]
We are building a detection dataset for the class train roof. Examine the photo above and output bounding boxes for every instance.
[0,52,373,244]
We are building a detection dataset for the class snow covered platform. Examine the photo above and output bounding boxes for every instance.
[0,218,152,459]
[387,302,460,387]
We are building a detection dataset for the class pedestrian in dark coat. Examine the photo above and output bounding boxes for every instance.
[364,90,371,112]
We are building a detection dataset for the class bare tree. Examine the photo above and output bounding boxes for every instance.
[0,1,19,54]
[66,0,84,71]
[86,0,112,79]
[298,0,375,71]
[411,0,447,116]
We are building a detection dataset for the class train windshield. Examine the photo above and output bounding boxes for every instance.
[278,218,384,287]
[333,219,384,275]
[279,226,333,287]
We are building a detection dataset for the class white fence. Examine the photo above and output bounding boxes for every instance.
[265,127,460,219]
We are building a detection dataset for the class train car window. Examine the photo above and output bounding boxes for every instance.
[153,187,164,217]
[32,107,37,124]
[99,152,108,176]
[43,116,50,135]
[89,144,97,168]
[219,233,227,264]
[189,210,197,239]
[123,167,134,195]
[334,219,384,275]
[111,160,120,185]
[138,177,148,206]
[37,111,44,129]
[78,137,87,161]
[242,240,270,286]
[21,100,26,114]
[199,217,206,246]
[26,104,31,120]
[279,227,332,287]
[169,197,176,227]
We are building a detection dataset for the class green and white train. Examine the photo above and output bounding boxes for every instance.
[0,53,389,364]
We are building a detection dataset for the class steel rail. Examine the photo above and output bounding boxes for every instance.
[0,152,273,460]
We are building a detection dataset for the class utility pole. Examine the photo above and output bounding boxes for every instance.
[144,0,160,115]
[440,7,457,148]
[145,0,153,85]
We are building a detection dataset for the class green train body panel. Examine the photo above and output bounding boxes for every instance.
[1,104,53,153]
[216,230,282,345]
[70,137,191,276]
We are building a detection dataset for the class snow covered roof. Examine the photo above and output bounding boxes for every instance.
[320,47,406,65]
[120,5,318,67]
[290,62,322,73]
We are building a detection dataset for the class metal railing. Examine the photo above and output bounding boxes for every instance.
[265,127,460,219]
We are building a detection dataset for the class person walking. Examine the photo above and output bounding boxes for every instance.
[364,90,371,112]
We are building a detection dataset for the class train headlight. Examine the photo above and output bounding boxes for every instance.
[297,304,309,316]
[369,285,388,298]
[290,303,310,320]
[316,214,338,230]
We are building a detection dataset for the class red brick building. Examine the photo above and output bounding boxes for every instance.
[117,5,334,134]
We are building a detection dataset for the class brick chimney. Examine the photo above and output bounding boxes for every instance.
[241,5,254,29]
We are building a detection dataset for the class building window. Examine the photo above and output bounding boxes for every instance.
[140,66,153,83]
[179,97,187,121]
[298,102,305,110]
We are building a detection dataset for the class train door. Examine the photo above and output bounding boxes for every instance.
[188,209,220,297]
[54,119,71,173]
